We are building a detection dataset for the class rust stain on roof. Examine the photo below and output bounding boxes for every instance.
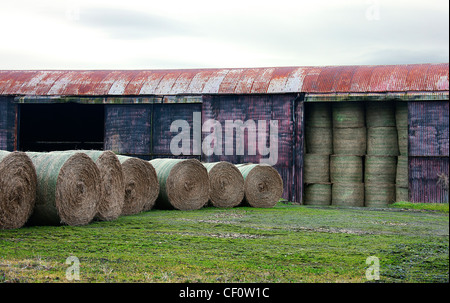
[0,63,448,96]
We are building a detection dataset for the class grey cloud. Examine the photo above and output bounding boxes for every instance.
[76,7,191,40]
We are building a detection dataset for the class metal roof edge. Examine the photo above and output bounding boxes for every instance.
[304,91,449,102]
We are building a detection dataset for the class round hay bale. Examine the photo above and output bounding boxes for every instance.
[365,102,396,127]
[367,127,399,156]
[395,102,408,128]
[26,151,101,226]
[397,126,408,156]
[304,183,331,206]
[236,163,283,208]
[333,127,366,155]
[332,102,365,128]
[74,150,125,221]
[330,155,363,183]
[305,102,332,128]
[150,158,209,210]
[0,151,37,229]
[396,156,408,187]
[305,127,333,154]
[203,161,244,208]
[331,182,364,207]
[396,186,409,202]
[365,183,395,207]
[364,156,397,184]
[117,155,159,215]
[303,154,329,183]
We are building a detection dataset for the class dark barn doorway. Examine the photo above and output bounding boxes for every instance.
[19,103,104,152]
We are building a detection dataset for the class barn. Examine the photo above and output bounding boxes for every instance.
[0,63,448,205]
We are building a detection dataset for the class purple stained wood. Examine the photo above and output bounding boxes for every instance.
[104,105,152,155]
[408,101,449,156]
[151,103,202,156]
[201,94,301,202]
[0,97,17,151]
[409,157,449,203]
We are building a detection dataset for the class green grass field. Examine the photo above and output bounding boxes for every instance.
[1,202,448,283]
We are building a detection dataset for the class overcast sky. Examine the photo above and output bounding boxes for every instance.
[0,0,448,70]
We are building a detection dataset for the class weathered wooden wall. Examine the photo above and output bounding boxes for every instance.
[0,97,17,151]
[408,101,449,203]
[202,94,302,202]
[104,105,152,158]
[152,103,202,157]
[409,101,449,157]
[104,103,202,160]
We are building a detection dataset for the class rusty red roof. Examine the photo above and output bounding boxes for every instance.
[0,63,448,96]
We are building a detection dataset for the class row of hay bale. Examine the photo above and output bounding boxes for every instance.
[304,102,408,207]
[0,150,283,229]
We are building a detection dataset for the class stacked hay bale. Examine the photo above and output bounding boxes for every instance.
[0,151,37,229]
[365,102,398,207]
[395,102,409,201]
[26,151,102,226]
[331,102,365,206]
[303,103,332,205]
[236,163,283,208]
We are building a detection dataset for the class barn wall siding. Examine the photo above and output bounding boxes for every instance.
[202,94,301,202]
[409,157,449,203]
[104,105,152,157]
[408,101,449,157]
[408,101,449,203]
[152,103,202,157]
[0,97,17,151]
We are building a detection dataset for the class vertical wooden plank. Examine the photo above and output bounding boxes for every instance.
[409,157,449,203]
[0,97,17,151]
[152,103,202,156]
[294,97,305,204]
[202,94,297,201]
[104,104,152,156]
[408,101,449,157]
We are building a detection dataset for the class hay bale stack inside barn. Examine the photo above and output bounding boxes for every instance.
[236,164,283,208]
[364,102,398,207]
[26,151,101,226]
[117,155,159,215]
[203,161,244,208]
[150,158,209,210]
[395,102,409,201]
[0,151,37,229]
[330,102,365,207]
[303,102,332,205]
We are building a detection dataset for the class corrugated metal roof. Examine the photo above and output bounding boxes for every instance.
[0,63,448,96]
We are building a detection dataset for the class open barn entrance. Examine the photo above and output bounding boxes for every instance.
[19,103,104,152]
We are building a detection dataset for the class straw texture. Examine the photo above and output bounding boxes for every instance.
[0,151,37,229]
[236,164,283,208]
[118,155,159,215]
[26,151,101,226]
[203,161,244,208]
[332,127,366,155]
[150,158,209,210]
[332,183,364,207]
[332,102,365,128]
[303,154,330,183]
[304,183,331,205]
